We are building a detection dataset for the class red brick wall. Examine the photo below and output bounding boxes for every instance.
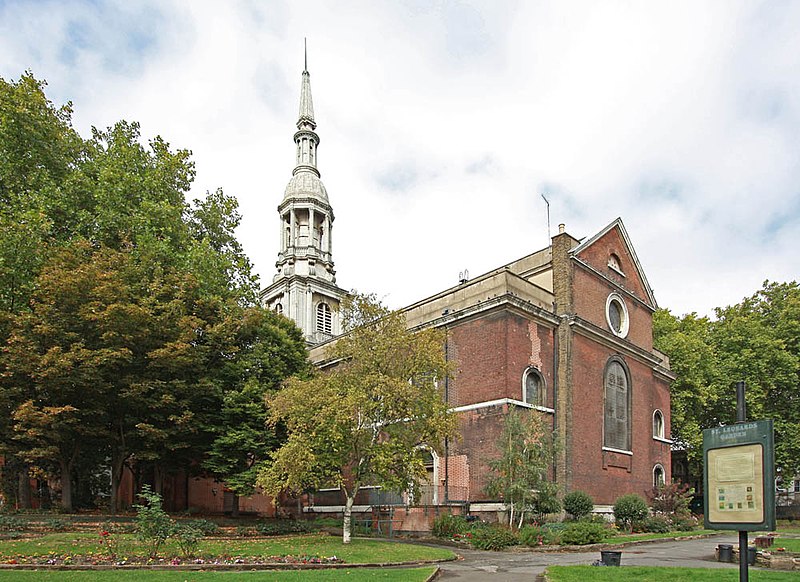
[575,228,649,304]
[447,311,555,407]
[569,333,671,504]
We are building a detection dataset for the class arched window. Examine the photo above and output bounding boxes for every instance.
[522,367,545,407]
[316,302,332,336]
[653,464,666,487]
[653,410,665,439]
[274,302,283,315]
[604,358,630,451]
[608,253,623,273]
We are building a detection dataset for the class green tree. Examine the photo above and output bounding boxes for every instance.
[202,306,309,516]
[653,309,720,463]
[655,280,800,475]
[485,408,560,529]
[259,293,456,543]
[0,73,84,506]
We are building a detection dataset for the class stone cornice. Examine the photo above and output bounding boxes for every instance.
[407,291,560,333]
[277,196,333,215]
[568,316,674,378]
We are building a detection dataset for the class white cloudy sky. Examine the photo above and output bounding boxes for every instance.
[1,0,798,317]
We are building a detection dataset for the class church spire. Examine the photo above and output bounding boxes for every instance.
[298,43,315,128]
[261,44,346,345]
[293,42,319,178]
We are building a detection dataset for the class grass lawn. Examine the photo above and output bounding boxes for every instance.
[545,566,799,581]
[0,533,454,565]
[0,568,437,581]
[771,537,800,553]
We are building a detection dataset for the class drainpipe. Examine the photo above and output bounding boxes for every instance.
[443,323,450,505]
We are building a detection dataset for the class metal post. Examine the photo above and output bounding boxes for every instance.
[736,381,748,582]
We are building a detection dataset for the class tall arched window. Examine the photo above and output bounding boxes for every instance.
[604,358,630,451]
[522,367,545,407]
[274,302,283,315]
[653,410,665,439]
[316,302,332,336]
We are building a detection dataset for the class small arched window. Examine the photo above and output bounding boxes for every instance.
[274,302,283,315]
[653,410,665,439]
[603,358,630,451]
[316,302,332,336]
[653,464,666,487]
[522,367,545,407]
[608,253,623,273]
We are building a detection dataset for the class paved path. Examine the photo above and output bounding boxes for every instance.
[435,534,745,581]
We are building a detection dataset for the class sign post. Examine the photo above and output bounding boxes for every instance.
[703,383,775,582]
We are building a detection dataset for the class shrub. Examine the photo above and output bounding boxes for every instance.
[235,525,255,537]
[44,517,70,532]
[563,490,594,520]
[0,515,25,532]
[519,525,546,547]
[640,515,671,533]
[432,514,470,539]
[256,519,310,536]
[187,519,220,536]
[648,482,693,516]
[468,525,519,550]
[613,494,649,532]
[133,486,175,558]
[559,521,608,545]
[671,514,698,531]
[173,524,202,557]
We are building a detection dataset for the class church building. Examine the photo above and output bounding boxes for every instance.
[264,60,675,528]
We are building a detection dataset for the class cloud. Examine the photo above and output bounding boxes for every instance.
[1,0,798,317]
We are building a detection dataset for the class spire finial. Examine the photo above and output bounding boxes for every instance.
[304,38,308,72]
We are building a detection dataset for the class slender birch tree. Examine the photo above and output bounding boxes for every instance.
[259,293,456,543]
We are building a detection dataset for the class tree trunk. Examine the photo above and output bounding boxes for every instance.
[231,493,240,518]
[153,465,163,496]
[59,459,73,511]
[342,493,356,544]
[109,452,127,515]
[17,469,31,509]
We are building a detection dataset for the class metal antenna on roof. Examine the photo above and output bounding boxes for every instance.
[304,38,308,72]
[541,193,551,240]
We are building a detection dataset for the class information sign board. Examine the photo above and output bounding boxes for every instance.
[703,419,775,531]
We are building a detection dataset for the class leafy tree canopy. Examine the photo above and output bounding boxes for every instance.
[259,292,457,543]
[655,280,800,474]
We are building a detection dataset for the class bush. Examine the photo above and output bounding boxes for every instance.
[173,524,202,557]
[468,525,519,550]
[256,519,310,536]
[613,494,649,532]
[649,482,693,516]
[519,525,546,546]
[559,521,608,545]
[133,486,175,558]
[639,515,671,533]
[671,514,698,531]
[432,514,470,539]
[44,517,70,532]
[187,519,220,536]
[235,525,255,537]
[0,515,25,532]
[563,490,594,520]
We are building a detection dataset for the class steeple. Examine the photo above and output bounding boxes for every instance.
[260,45,346,346]
[298,40,315,129]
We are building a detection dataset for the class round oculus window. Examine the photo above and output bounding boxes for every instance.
[605,293,629,338]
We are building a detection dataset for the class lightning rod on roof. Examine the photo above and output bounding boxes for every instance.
[541,193,551,241]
